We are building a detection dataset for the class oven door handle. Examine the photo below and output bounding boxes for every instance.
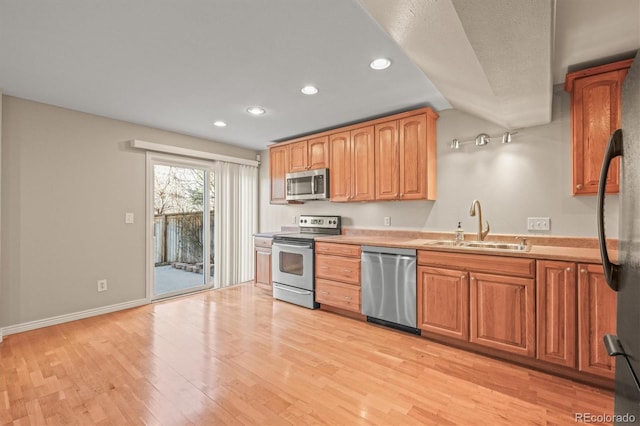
[273,242,313,250]
[273,284,312,295]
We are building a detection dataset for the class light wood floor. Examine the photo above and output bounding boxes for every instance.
[1,283,614,425]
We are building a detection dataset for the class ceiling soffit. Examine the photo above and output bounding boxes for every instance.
[360,0,554,130]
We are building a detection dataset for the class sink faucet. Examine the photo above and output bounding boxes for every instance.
[469,199,490,241]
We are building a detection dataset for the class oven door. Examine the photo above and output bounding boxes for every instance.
[272,240,314,291]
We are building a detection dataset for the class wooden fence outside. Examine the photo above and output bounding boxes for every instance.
[154,212,214,266]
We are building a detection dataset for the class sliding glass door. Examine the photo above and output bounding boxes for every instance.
[148,156,214,300]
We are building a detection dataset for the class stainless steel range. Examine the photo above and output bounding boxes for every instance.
[272,215,341,309]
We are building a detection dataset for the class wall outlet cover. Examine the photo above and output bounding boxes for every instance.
[527,217,550,231]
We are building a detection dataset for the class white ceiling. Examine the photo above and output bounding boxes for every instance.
[0,0,638,151]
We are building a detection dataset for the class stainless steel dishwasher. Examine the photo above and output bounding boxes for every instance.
[361,246,420,334]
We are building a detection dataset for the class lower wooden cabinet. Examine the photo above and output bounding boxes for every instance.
[417,266,469,340]
[253,237,272,291]
[470,272,536,357]
[536,261,616,377]
[316,278,361,313]
[315,242,361,312]
[536,260,577,368]
[578,263,617,379]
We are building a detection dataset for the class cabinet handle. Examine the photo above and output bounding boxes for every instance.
[320,291,329,295]
[461,275,466,279]
[343,269,352,273]
[576,183,583,190]
[470,276,475,281]
[581,269,587,274]
[566,267,572,272]
[343,296,351,301]
[320,266,329,269]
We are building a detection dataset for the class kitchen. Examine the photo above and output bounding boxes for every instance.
[1,0,640,424]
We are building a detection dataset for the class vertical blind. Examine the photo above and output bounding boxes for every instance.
[214,162,258,288]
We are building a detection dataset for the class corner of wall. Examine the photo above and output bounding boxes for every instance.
[0,90,3,332]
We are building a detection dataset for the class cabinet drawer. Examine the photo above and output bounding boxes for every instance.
[316,242,361,258]
[316,279,361,312]
[254,237,273,248]
[418,250,535,278]
[316,254,360,284]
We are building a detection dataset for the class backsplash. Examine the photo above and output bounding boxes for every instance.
[259,87,619,238]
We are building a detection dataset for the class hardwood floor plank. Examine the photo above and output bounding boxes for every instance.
[0,283,614,425]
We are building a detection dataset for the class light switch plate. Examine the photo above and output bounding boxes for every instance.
[125,212,134,224]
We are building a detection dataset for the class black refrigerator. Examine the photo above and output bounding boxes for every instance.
[598,49,640,423]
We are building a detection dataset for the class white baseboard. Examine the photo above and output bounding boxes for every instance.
[1,298,150,337]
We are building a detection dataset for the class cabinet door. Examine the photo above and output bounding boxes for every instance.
[578,263,616,378]
[399,114,427,200]
[254,247,272,291]
[269,145,289,203]
[289,141,308,173]
[350,126,376,201]
[329,131,351,202]
[570,67,628,195]
[350,126,375,201]
[470,272,535,357]
[308,136,329,170]
[417,266,469,341]
[536,260,577,368]
[374,120,399,200]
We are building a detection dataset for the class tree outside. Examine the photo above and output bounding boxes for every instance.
[153,165,213,267]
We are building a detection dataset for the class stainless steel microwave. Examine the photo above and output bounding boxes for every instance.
[286,168,329,201]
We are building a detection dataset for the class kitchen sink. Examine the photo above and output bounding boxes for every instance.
[423,240,530,252]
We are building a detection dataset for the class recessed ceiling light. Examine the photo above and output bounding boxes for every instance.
[247,106,266,115]
[301,85,318,95]
[370,58,391,70]
[213,121,227,127]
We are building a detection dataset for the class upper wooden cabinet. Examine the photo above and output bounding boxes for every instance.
[565,58,633,195]
[375,112,437,201]
[269,144,289,204]
[329,126,375,202]
[268,106,438,204]
[288,136,329,173]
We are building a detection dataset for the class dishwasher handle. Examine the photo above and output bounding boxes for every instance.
[361,245,416,257]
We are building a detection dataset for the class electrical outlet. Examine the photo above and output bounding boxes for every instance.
[97,279,108,292]
[527,217,550,231]
[384,216,391,226]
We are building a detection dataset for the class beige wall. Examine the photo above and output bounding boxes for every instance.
[0,96,257,328]
[0,92,3,339]
[259,87,620,238]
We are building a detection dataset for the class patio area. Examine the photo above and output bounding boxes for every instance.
[154,265,213,295]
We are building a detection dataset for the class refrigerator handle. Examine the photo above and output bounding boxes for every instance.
[597,129,623,292]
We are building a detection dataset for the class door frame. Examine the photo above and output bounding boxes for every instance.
[145,152,215,300]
